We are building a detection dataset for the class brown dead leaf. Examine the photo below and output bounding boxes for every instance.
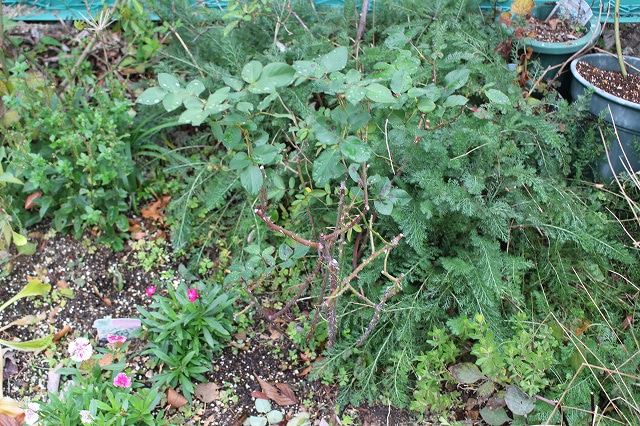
[98,353,114,367]
[102,297,112,307]
[167,388,188,408]
[547,18,559,31]
[24,191,42,210]
[56,279,69,290]
[0,412,22,426]
[254,374,298,406]
[53,324,72,343]
[233,331,247,341]
[251,391,269,400]
[194,382,220,403]
[141,195,171,221]
[622,314,634,330]
[268,325,282,340]
[297,365,312,377]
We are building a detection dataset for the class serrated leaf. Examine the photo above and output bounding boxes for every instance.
[479,406,511,425]
[223,127,242,150]
[242,61,263,84]
[162,92,183,112]
[505,385,536,416]
[312,149,344,186]
[186,79,205,96]
[340,136,371,162]
[136,87,166,105]
[158,73,181,93]
[345,86,367,105]
[418,98,436,113]
[390,70,411,94]
[449,362,485,384]
[278,243,293,260]
[444,68,470,91]
[485,88,511,105]
[260,63,296,87]
[366,83,396,103]
[252,145,280,165]
[443,95,468,107]
[319,46,348,73]
[240,165,263,195]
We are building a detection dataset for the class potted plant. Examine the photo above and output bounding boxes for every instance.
[499,0,601,98]
[570,0,640,179]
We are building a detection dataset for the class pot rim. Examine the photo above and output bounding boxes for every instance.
[570,53,640,110]
[522,2,602,53]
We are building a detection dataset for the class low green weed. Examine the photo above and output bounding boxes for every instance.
[137,280,236,401]
[2,62,135,249]
[412,313,560,421]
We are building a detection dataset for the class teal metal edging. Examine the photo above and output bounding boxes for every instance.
[4,0,640,22]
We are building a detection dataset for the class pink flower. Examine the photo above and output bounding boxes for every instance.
[24,402,39,425]
[113,372,132,388]
[80,410,93,424]
[187,288,199,302]
[145,286,157,297]
[68,337,93,362]
[106,334,127,344]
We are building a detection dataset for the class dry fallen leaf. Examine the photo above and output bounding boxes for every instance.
[254,374,298,406]
[48,305,62,323]
[297,365,312,377]
[194,382,220,403]
[53,324,72,343]
[56,279,69,290]
[167,388,188,408]
[0,412,22,426]
[98,353,114,367]
[141,195,171,221]
[24,191,42,210]
[622,314,634,330]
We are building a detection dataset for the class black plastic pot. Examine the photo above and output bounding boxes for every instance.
[570,53,640,179]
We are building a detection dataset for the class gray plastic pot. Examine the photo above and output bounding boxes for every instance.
[570,53,640,179]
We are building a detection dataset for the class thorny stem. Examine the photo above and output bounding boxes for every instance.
[254,165,402,348]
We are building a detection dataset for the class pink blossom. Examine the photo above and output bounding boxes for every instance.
[145,286,157,297]
[80,410,93,424]
[187,288,199,302]
[106,334,127,344]
[68,337,93,362]
[113,372,132,388]
[24,403,39,425]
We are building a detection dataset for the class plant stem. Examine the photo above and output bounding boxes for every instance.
[615,0,627,76]
[0,4,10,78]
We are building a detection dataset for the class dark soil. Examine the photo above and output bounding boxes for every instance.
[527,16,585,42]
[575,60,640,104]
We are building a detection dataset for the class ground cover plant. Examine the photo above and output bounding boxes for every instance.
[1,0,639,424]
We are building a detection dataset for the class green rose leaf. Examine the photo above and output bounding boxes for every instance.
[178,109,208,126]
[319,46,348,73]
[251,144,280,165]
[418,98,436,113]
[366,83,396,103]
[443,95,468,107]
[345,86,367,105]
[223,126,243,150]
[260,63,296,87]
[485,88,511,105]
[241,60,263,84]
[313,148,345,186]
[207,87,231,106]
[444,68,470,91]
[340,136,371,162]
[240,165,263,195]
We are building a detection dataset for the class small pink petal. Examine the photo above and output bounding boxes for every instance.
[146,286,157,297]
[187,288,199,302]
